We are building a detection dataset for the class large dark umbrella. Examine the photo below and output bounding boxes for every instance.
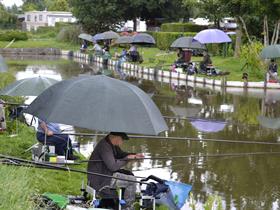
[0,76,58,96]
[78,33,94,42]
[131,33,155,45]
[257,116,280,129]
[0,55,8,72]
[25,75,168,135]
[115,36,132,44]
[170,37,206,50]
[260,44,280,59]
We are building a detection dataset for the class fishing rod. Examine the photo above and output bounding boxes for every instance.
[0,154,147,184]
[59,132,280,146]
[76,151,280,163]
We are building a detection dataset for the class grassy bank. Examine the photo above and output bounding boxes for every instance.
[0,121,86,209]
[0,39,79,51]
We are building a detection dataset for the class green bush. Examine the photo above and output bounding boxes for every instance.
[56,25,82,44]
[0,30,28,41]
[149,31,196,50]
[161,23,207,32]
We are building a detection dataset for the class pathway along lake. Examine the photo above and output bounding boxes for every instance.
[6,55,280,210]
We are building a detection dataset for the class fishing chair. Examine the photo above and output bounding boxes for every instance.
[84,184,126,210]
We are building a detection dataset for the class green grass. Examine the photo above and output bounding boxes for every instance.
[0,38,79,51]
[0,123,86,208]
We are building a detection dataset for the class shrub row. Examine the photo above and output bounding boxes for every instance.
[149,32,197,50]
[0,30,28,41]
[161,23,207,32]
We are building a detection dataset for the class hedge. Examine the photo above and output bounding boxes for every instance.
[161,23,207,32]
[0,30,28,41]
[149,32,197,50]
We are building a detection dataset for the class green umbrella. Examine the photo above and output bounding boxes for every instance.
[260,44,280,59]
[0,76,58,96]
[257,116,280,129]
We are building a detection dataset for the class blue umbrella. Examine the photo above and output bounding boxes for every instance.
[190,118,227,133]
[194,29,231,44]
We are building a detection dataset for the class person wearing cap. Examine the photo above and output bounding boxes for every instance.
[87,132,144,209]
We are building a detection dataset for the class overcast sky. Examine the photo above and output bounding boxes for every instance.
[1,0,23,7]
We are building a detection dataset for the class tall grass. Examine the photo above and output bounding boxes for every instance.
[0,166,35,210]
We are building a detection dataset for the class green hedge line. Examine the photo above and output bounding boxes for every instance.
[0,30,28,41]
[149,32,197,50]
[161,23,207,32]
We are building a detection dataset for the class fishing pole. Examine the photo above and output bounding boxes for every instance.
[76,151,280,163]
[58,132,280,146]
[0,154,147,184]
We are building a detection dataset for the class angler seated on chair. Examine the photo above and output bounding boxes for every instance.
[36,119,76,160]
[199,51,212,74]
[87,132,144,209]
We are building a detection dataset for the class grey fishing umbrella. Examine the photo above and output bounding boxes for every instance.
[25,75,168,135]
[0,76,58,96]
[169,105,201,118]
[99,31,120,40]
[78,33,94,42]
[260,44,280,59]
[115,36,132,44]
[257,116,280,129]
[170,37,206,50]
[131,33,156,45]
[0,55,8,72]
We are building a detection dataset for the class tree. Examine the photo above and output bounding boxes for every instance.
[0,3,17,29]
[197,0,227,28]
[22,0,45,11]
[45,0,69,11]
[123,0,186,31]
[69,0,124,33]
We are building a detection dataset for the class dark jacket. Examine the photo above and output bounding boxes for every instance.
[87,136,130,192]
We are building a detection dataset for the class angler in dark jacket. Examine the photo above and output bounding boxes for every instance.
[87,132,144,209]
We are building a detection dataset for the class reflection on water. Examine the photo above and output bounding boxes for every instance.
[5,56,280,209]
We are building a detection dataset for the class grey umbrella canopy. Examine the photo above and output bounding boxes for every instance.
[115,36,132,44]
[260,44,280,59]
[170,37,206,50]
[0,55,8,72]
[78,33,94,42]
[0,76,58,96]
[99,31,120,40]
[131,33,156,45]
[25,75,168,135]
[257,116,280,129]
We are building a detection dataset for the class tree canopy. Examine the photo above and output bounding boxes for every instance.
[22,0,70,11]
